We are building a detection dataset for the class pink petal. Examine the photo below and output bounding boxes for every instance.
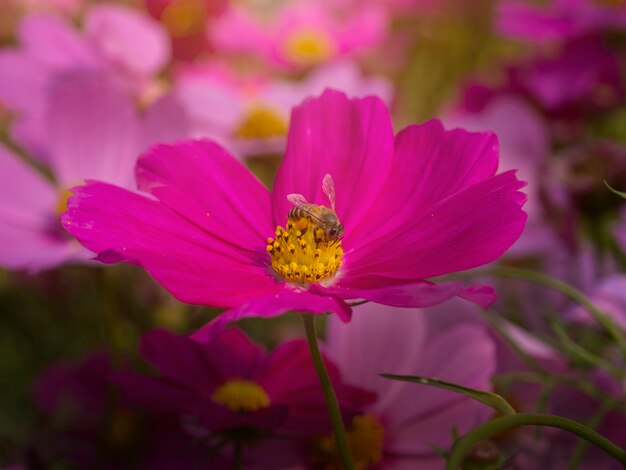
[272,90,395,234]
[139,329,220,391]
[349,120,500,248]
[384,324,496,453]
[191,288,352,343]
[0,144,84,271]
[135,140,274,248]
[335,5,388,53]
[327,279,496,309]
[326,304,429,413]
[18,14,99,69]
[141,93,191,149]
[84,4,170,79]
[63,181,278,306]
[347,170,527,280]
[0,51,47,112]
[198,328,267,381]
[45,71,141,188]
[210,6,272,56]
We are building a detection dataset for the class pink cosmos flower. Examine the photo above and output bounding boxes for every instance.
[0,6,170,158]
[175,60,393,157]
[114,328,372,438]
[319,302,497,469]
[63,90,527,331]
[497,0,626,43]
[0,72,188,272]
[210,2,388,70]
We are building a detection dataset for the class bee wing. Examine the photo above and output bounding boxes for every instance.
[287,193,308,206]
[322,174,336,211]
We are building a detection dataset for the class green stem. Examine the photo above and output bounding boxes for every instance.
[446,413,626,470]
[233,439,242,470]
[568,400,617,470]
[301,314,355,470]
[486,267,626,360]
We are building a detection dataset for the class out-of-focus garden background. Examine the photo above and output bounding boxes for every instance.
[1,0,626,468]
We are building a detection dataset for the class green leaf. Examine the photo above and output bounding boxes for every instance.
[381,373,517,416]
[604,181,626,199]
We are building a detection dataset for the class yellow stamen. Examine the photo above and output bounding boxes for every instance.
[212,379,271,412]
[160,0,206,37]
[56,187,73,216]
[235,105,288,140]
[312,414,385,470]
[281,28,337,67]
[267,218,343,285]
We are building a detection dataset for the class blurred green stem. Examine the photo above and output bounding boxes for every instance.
[301,314,354,470]
[445,413,626,469]
[486,267,626,360]
[233,440,243,470]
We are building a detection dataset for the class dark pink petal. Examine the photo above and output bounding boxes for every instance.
[327,280,496,309]
[272,90,395,232]
[262,340,337,433]
[46,72,141,188]
[135,140,274,249]
[139,329,220,391]
[193,328,267,382]
[349,121,499,247]
[192,288,352,343]
[63,181,278,306]
[263,340,330,399]
[111,373,202,414]
[346,170,527,280]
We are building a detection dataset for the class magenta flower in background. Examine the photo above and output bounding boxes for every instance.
[0,5,170,158]
[321,303,496,469]
[114,328,372,438]
[497,0,626,43]
[509,35,624,114]
[175,60,393,157]
[35,351,218,469]
[210,2,388,70]
[0,72,188,272]
[63,89,527,333]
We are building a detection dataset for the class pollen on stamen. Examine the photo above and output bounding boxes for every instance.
[266,217,343,285]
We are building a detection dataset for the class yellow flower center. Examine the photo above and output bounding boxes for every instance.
[56,186,73,216]
[160,0,206,37]
[312,415,385,470]
[234,105,288,140]
[282,28,337,67]
[211,379,271,412]
[266,217,343,285]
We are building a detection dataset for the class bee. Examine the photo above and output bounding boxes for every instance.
[287,174,344,243]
